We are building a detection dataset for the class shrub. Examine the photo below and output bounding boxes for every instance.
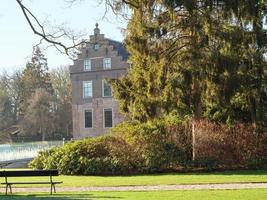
[194,120,267,168]
[29,149,51,169]
[192,157,218,170]
[110,116,192,172]
[246,157,267,170]
[30,117,267,175]
[30,135,143,175]
[30,115,192,175]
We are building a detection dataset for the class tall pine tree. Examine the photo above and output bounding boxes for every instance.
[110,0,267,125]
[20,47,53,115]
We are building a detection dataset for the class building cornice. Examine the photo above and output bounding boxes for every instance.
[70,68,127,75]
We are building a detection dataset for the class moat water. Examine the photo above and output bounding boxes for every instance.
[0,141,63,162]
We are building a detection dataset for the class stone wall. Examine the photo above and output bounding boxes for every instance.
[72,98,125,139]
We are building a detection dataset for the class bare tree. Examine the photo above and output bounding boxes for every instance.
[15,0,130,55]
[23,88,54,141]
[16,0,87,56]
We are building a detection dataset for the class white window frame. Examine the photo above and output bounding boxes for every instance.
[103,58,111,70]
[102,79,112,97]
[94,44,100,50]
[84,59,91,71]
[83,81,93,98]
[103,108,113,128]
[84,109,93,129]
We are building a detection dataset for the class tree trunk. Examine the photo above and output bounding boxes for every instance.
[41,127,45,141]
[192,120,196,161]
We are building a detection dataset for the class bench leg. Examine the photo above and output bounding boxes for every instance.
[5,184,12,195]
[5,185,8,195]
[53,184,56,193]
[50,184,53,195]
[9,184,12,194]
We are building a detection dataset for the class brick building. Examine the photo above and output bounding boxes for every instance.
[70,24,129,139]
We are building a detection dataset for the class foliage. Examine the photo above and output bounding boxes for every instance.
[30,116,267,174]
[194,120,267,168]
[0,82,14,130]
[20,47,53,115]
[30,115,192,175]
[50,67,72,139]
[22,88,55,141]
[111,115,192,171]
[0,131,11,144]
[110,0,267,126]
[0,48,72,141]
[19,50,73,140]
[30,135,140,175]
[107,1,267,172]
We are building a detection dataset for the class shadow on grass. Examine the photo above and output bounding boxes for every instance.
[126,169,267,177]
[0,194,123,200]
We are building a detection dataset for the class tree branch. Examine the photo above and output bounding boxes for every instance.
[16,0,85,55]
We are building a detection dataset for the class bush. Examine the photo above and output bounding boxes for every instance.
[30,117,267,175]
[194,120,267,168]
[30,135,141,175]
[192,157,218,170]
[246,158,267,170]
[110,117,192,172]
[30,115,192,175]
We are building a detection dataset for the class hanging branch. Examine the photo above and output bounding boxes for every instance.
[16,0,85,55]
[16,0,135,55]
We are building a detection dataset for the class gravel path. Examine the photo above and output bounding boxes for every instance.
[1,183,267,193]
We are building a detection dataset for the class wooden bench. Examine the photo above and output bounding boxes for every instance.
[0,170,62,195]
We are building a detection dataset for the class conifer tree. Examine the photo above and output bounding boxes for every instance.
[20,47,53,115]
[110,0,267,125]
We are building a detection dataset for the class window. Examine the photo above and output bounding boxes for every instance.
[104,108,113,128]
[102,80,112,97]
[83,81,92,98]
[84,59,91,71]
[103,58,111,69]
[84,110,92,128]
[94,44,100,50]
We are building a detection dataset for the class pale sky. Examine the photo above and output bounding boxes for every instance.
[0,0,127,73]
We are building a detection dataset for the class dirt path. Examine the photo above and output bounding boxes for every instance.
[1,183,267,193]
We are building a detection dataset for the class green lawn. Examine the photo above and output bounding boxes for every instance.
[0,189,266,200]
[0,170,266,187]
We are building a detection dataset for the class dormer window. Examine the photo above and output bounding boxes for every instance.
[84,59,91,71]
[103,58,111,69]
[94,43,100,50]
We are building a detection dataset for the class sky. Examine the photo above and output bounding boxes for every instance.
[0,0,127,73]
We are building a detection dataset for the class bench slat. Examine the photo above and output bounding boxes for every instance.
[1,182,63,184]
[0,170,59,177]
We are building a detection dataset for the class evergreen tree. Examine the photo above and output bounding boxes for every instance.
[110,0,267,125]
[20,47,53,115]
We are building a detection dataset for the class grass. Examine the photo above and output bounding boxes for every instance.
[0,189,266,199]
[0,170,266,187]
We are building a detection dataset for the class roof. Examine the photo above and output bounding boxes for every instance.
[3,125,21,135]
[107,39,130,61]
